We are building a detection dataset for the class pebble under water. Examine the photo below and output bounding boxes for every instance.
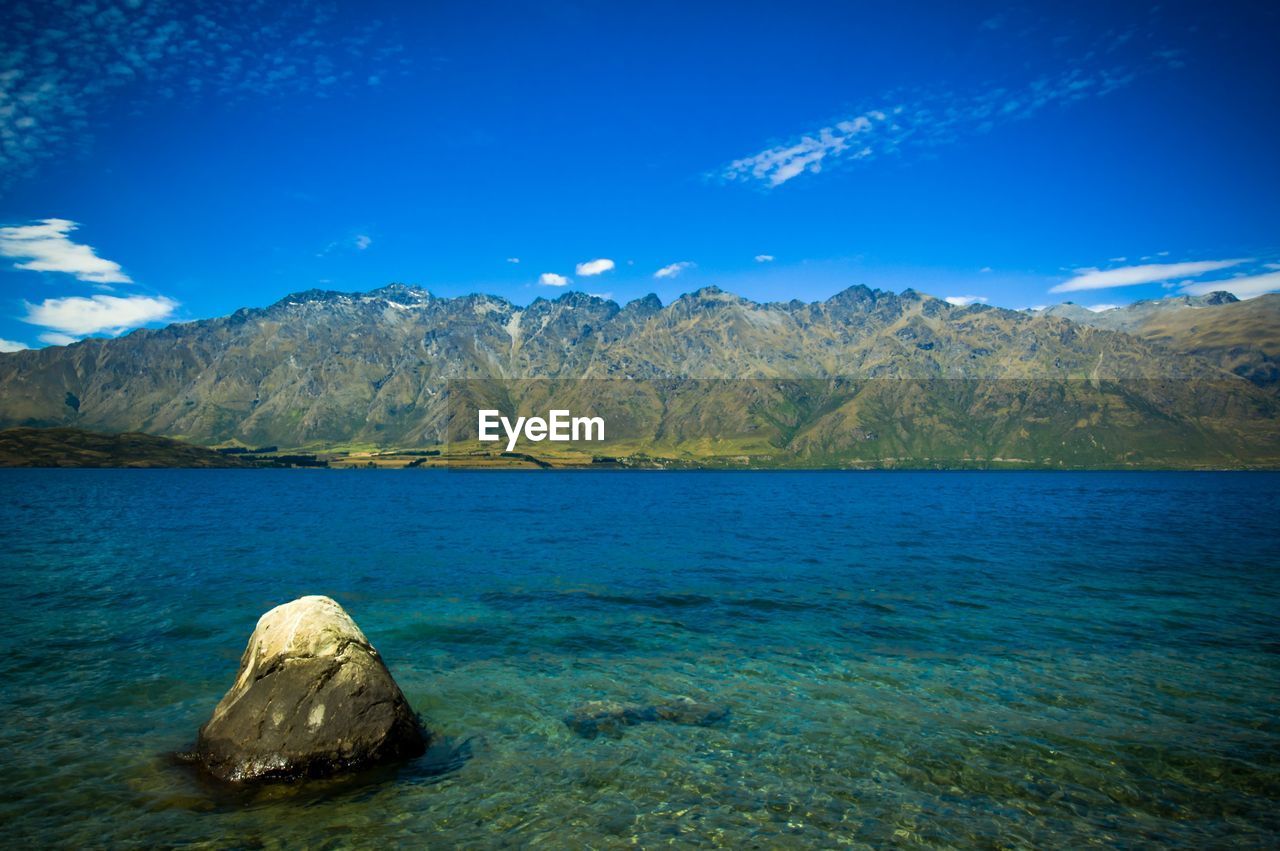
[0,469,1277,848]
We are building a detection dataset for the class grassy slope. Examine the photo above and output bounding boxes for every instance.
[429,378,1280,469]
[0,427,249,468]
[1135,295,1280,386]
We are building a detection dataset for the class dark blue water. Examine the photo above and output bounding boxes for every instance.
[1,470,1277,847]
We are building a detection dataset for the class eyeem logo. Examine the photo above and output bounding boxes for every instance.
[478,409,605,451]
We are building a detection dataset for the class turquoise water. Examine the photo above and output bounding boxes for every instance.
[1,470,1277,848]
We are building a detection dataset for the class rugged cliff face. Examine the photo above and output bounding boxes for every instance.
[0,284,1275,464]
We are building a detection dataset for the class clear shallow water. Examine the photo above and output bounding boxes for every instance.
[0,470,1277,848]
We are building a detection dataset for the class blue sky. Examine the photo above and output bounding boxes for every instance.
[1,0,1278,350]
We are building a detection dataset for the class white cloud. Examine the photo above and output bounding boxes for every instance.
[754,254,775,263]
[0,338,28,352]
[1086,304,1120,312]
[0,2,405,186]
[1051,259,1250,293]
[1182,271,1280,300]
[0,219,131,283]
[539,273,570,287]
[317,232,374,256]
[38,332,78,346]
[979,266,992,273]
[944,295,988,307]
[575,258,615,277]
[724,114,881,186]
[506,257,520,264]
[22,294,177,338]
[720,27,1172,188]
[654,261,695,279]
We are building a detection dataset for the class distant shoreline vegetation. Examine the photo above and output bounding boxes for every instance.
[0,428,327,469]
[2,426,1277,471]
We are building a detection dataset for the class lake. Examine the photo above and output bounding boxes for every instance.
[0,470,1277,847]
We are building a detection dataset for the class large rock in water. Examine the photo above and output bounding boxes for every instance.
[193,595,426,782]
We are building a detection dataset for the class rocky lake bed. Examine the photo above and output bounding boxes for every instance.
[1,470,1277,846]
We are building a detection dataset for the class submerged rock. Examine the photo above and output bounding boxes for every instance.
[564,700,657,739]
[192,595,426,782]
[565,697,728,739]
[652,696,730,726]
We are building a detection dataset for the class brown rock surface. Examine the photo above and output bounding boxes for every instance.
[193,596,426,782]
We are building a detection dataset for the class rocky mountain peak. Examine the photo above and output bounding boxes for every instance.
[1197,291,1240,306]
[367,283,432,304]
[624,293,663,314]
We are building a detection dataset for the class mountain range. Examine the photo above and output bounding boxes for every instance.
[0,284,1276,467]
[1037,292,1279,387]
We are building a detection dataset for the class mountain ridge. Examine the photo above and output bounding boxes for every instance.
[1,283,1276,466]
[1037,292,1279,387]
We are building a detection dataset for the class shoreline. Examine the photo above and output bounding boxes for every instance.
[429,465,1280,472]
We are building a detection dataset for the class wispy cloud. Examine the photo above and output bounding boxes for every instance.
[575,258,614,277]
[506,257,520,264]
[22,293,177,339]
[0,1,407,185]
[1051,259,1249,292]
[725,115,881,186]
[1086,304,1120,312]
[720,28,1175,188]
[754,254,775,263]
[0,338,28,353]
[0,218,131,284]
[1182,271,1280,300]
[654,261,695,279]
[944,295,988,306]
[539,272,570,287]
[318,231,376,256]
